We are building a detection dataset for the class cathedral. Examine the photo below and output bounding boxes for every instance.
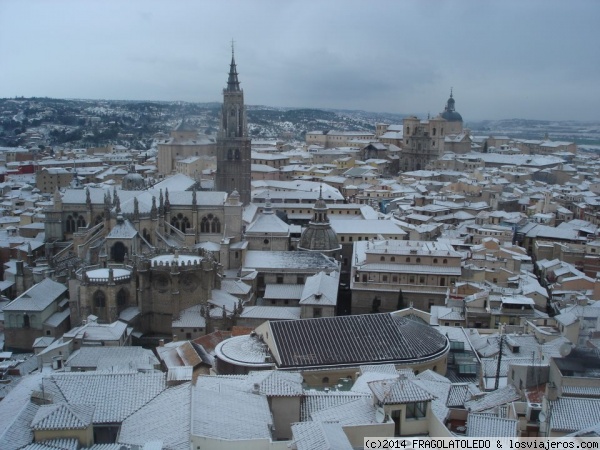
[42,50,255,339]
[399,90,464,172]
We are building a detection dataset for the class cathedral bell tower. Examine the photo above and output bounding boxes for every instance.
[216,43,251,205]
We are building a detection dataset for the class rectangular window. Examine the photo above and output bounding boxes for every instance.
[313,307,322,318]
[406,401,427,419]
[277,275,284,284]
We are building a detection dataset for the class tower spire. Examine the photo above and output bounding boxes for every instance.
[226,39,240,92]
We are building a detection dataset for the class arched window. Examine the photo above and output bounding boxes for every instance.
[94,290,106,308]
[95,214,104,225]
[443,258,448,264]
[200,214,221,234]
[211,217,221,233]
[322,377,329,385]
[171,213,190,233]
[406,126,410,135]
[23,313,30,328]
[406,257,411,263]
[416,257,421,263]
[380,256,385,262]
[432,128,436,136]
[66,215,75,233]
[200,216,210,233]
[433,258,438,264]
[116,289,128,307]
[391,256,396,262]
[76,215,86,229]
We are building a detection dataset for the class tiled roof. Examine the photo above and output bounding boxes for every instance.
[65,346,158,370]
[263,284,304,300]
[0,402,38,450]
[119,383,191,450]
[240,305,301,320]
[447,383,481,407]
[31,403,94,430]
[310,397,381,426]
[46,372,166,423]
[269,313,448,369]
[246,370,303,397]
[351,372,401,395]
[550,397,600,432]
[465,385,520,413]
[467,413,519,437]
[291,421,353,450]
[4,278,67,312]
[21,439,79,450]
[300,272,339,306]
[561,385,600,398]
[192,386,273,440]
[301,391,368,422]
[243,250,338,271]
[369,377,436,405]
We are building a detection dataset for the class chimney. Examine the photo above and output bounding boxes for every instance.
[172,335,178,342]
[546,382,558,401]
[159,339,165,347]
[252,383,260,394]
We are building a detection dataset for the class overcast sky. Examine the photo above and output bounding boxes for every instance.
[1,0,598,121]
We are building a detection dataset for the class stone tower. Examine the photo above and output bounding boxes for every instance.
[216,45,251,205]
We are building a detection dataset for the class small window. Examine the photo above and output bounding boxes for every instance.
[380,256,385,262]
[433,258,438,264]
[406,257,411,263]
[322,376,329,384]
[390,256,395,262]
[443,259,448,264]
[416,257,421,263]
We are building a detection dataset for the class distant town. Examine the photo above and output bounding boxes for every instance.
[1,51,600,449]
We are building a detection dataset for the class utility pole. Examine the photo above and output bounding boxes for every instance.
[494,331,504,391]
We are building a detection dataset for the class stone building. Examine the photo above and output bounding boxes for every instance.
[440,89,463,135]
[3,277,70,351]
[157,120,216,176]
[400,115,447,172]
[298,188,341,258]
[215,48,252,205]
[350,239,462,314]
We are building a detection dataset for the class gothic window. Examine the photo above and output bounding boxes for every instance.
[211,217,221,233]
[200,214,221,234]
[116,289,128,307]
[66,215,75,233]
[200,216,210,233]
[76,215,86,229]
[94,290,106,308]
[171,213,190,233]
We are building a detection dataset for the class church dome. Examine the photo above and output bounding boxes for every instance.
[122,165,146,191]
[298,187,341,255]
[441,90,463,122]
[298,226,340,254]
[441,110,463,122]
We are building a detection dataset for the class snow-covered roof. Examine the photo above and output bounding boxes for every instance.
[300,272,339,306]
[119,383,191,450]
[192,385,273,441]
[240,306,301,320]
[291,421,353,450]
[4,278,67,312]
[45,372,166,424]
[31,404,94,431]
[467,413,518,437]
